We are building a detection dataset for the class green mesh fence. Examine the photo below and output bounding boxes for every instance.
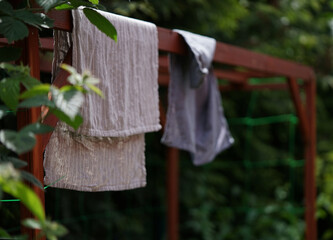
[226,91,304,209]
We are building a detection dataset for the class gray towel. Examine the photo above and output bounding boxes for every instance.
[161,30,234,165]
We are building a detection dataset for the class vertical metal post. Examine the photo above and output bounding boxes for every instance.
[287,77,309,143]
[304,79,317,240]
[17,27,45,240]
[167,147,179,240]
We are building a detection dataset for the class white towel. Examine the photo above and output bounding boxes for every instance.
[44,9,160,191]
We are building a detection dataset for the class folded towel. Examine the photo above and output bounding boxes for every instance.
[68,9,161,136]
[44,9,160,191]
[161,30,234,165]
[44,127,146,191]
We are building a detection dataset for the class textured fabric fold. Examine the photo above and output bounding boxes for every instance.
[44,10,160,191]
[161,30,234,166]
[44,127,146,191]
[67,9,161,136]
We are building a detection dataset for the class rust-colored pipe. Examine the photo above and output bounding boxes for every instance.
[167,147,179,240]
[287,77,310,143]
[17,27,46,240]
[304,79,317,240]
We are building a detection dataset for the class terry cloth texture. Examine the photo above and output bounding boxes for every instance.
[44,9,160,191]
[161,29,234,166]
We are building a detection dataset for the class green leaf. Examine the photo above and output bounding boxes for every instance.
[60,63,77,76]
[22,218,42,230]
[37,13,54,28]
[13,10,54,29]
[0,16,29,43]
[0,46,22,62]
[87,83,104,98]
[0,130,36,154]
[82,74,99,85]
[67,0,93,8]
[0,62,29,76]
[21,123,54,135]
[63,0,105,10]
[55,3,75,10]
[20,171,44,190]
[35,0,64,11]
[89,0,99,4]
[20,84,51,99]
[0,179,45,221]
[60,85,85,93]
[0,155,27,168]
[50,108,83,130]
[21,76,41,90]
[0,227,10,238]
[42,220,68,239]
[19,95,55,108]
[51,86,84,120]
[0,0,13,15]
[0,77,20,110]
[0,105,10,119]
[83,8,117,42]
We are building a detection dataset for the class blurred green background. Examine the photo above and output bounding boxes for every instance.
[2,0,333,239]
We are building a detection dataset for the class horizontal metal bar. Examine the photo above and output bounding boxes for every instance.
[48,10,315,81]
[219,83,288,91]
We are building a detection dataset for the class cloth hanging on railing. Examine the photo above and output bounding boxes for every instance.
[161,30,234,165]
[44,9,160,191]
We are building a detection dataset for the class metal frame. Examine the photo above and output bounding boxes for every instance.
[1,9,317,240]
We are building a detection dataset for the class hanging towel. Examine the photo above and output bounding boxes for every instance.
[66,9,161,136]
[44,127,146,191]
[161,30,234,166]
[44,9,160,191]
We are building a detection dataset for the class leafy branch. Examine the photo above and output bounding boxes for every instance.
[0,0,117,62]
[0,0,117,239]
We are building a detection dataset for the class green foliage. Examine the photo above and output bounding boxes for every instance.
[0,62,102,238]
[0,16,29,43]
[317,151,333,219]
[0,63,40,110]
[0,163,68,239]
[0,155,27,168]
[0,0,116,56]
[0,0,53,43]
[0,163,45,221]
[89,0,99,5]
[102,0,248,37]
[0,1,114,239]
[83,8,117,42]
[0,61,102,238]
[0,228,10,238]
[35,0,64,11]
[50,86,84,124]
[61,64,104,98]
[21,123,54,135]
[0,77,20,110]
[0,129,36,155]
[0,105,10,120]
[23,218,68,240]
